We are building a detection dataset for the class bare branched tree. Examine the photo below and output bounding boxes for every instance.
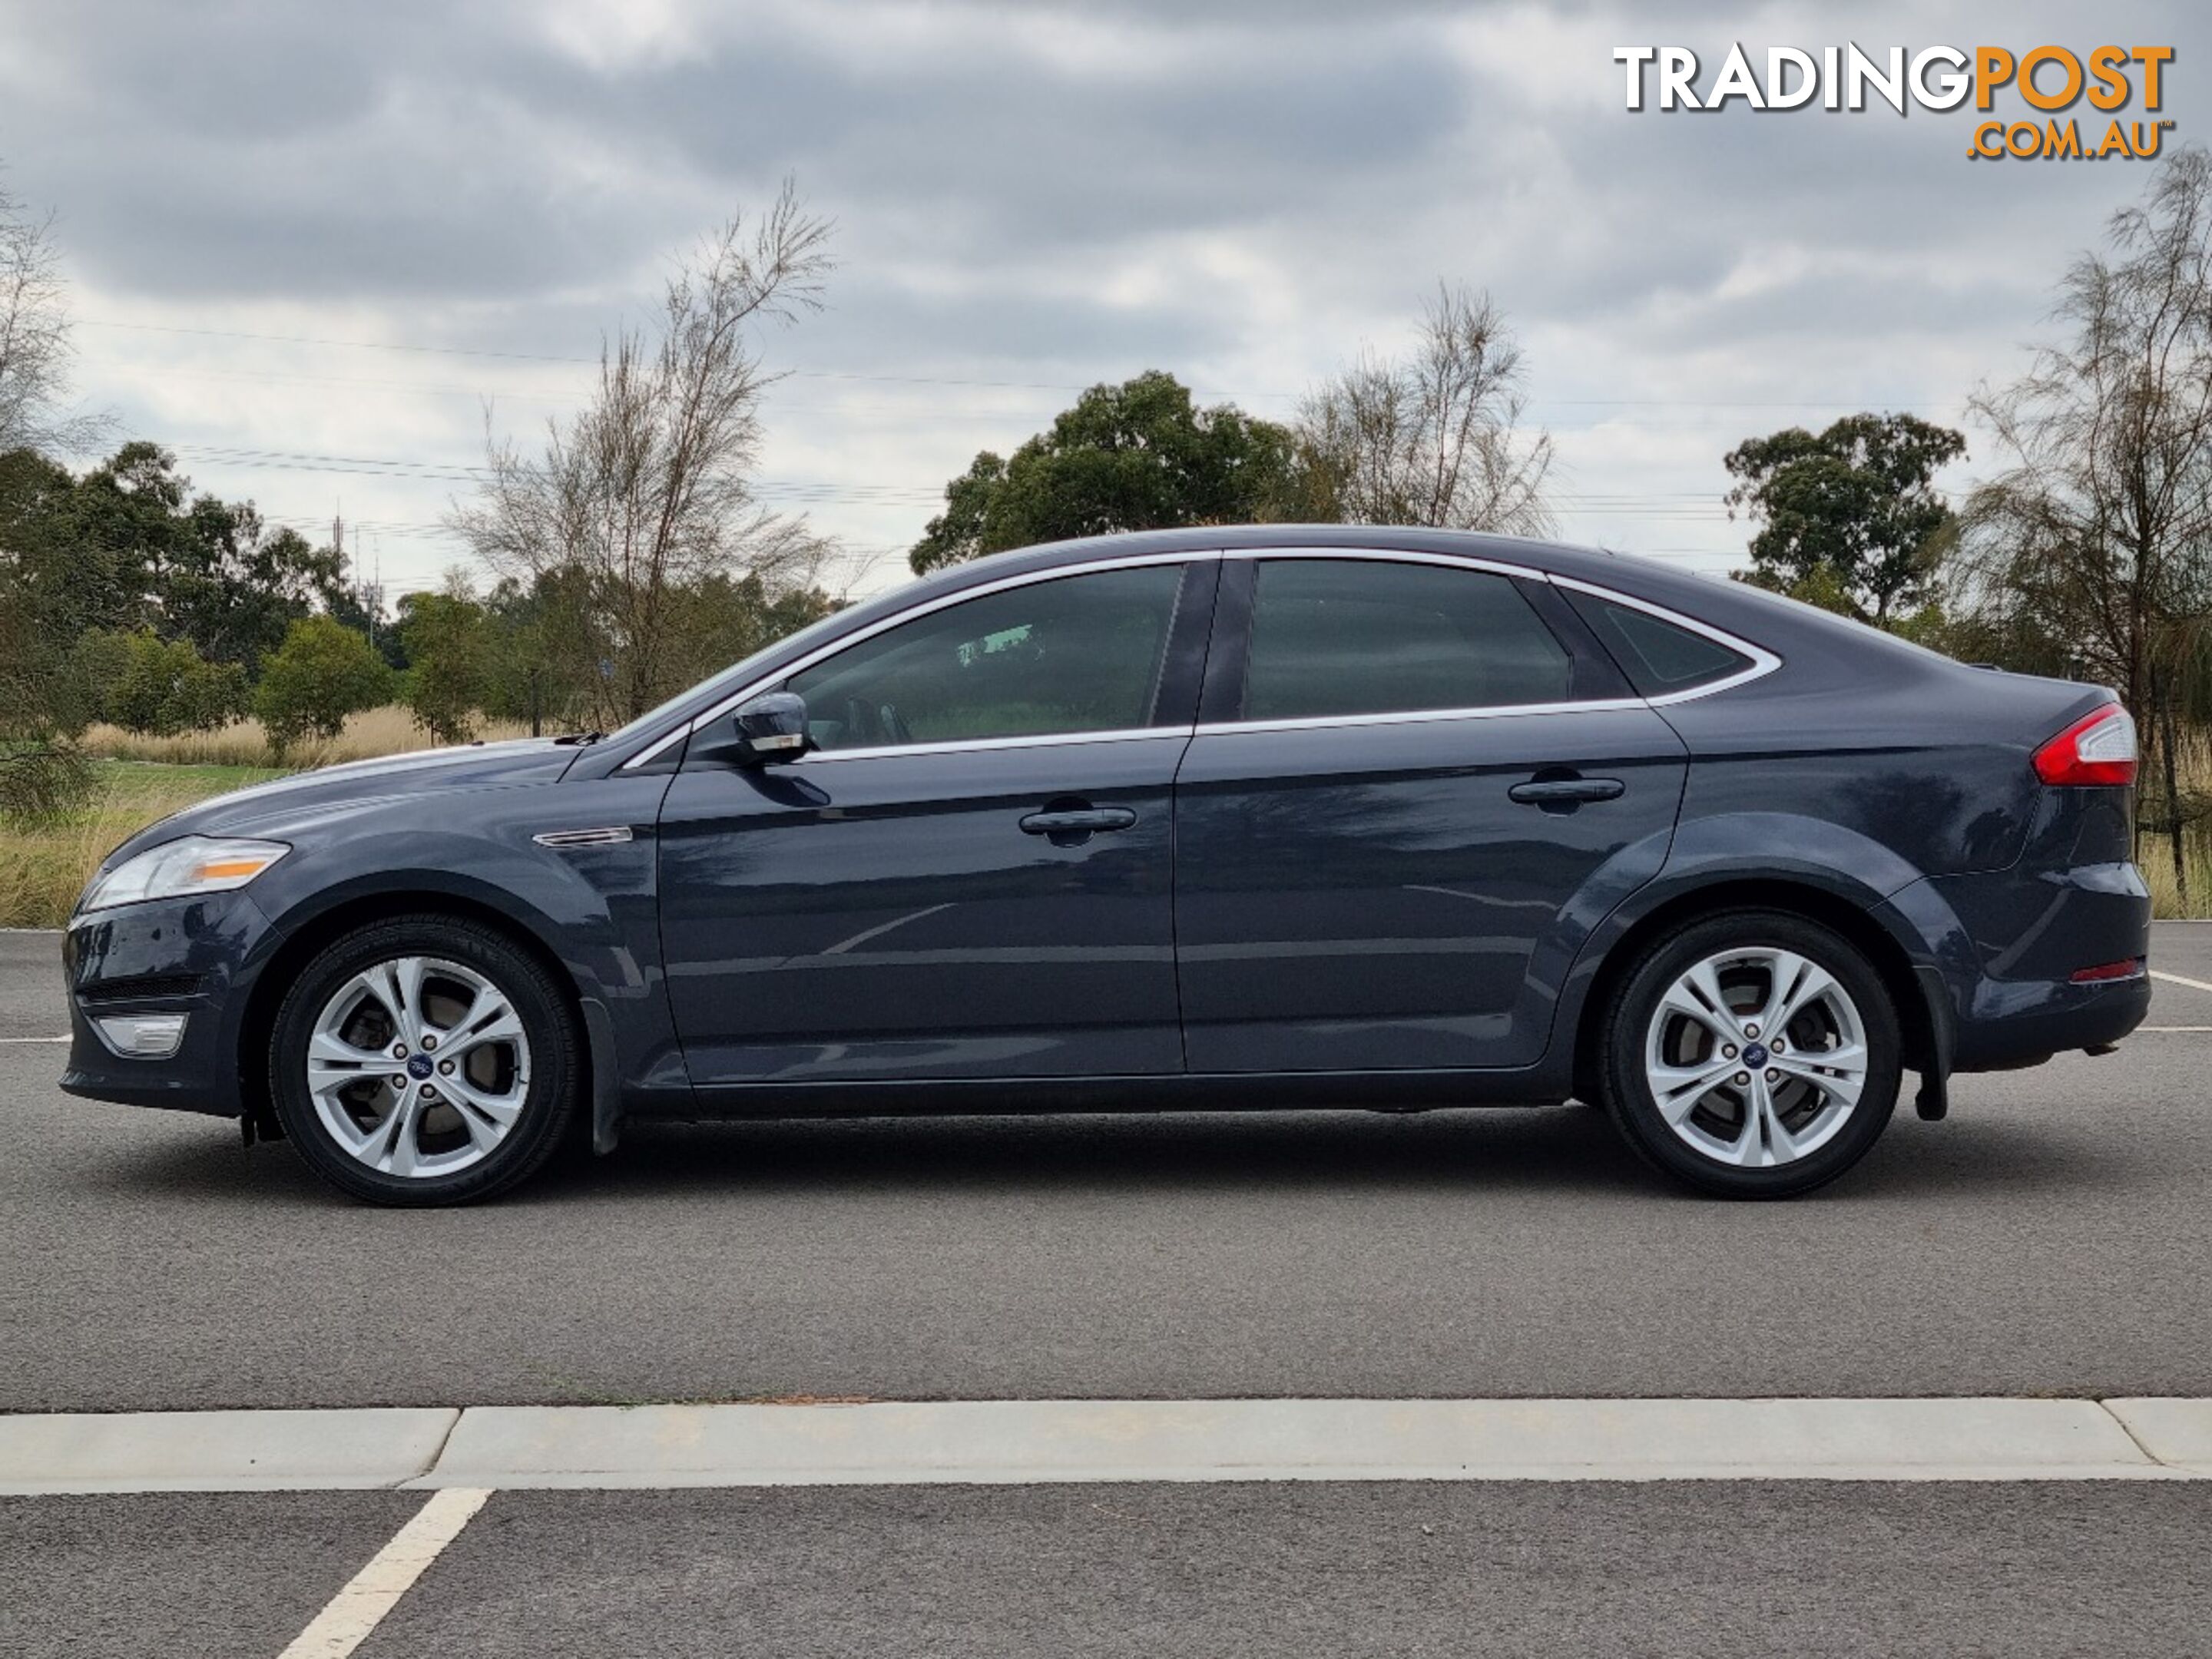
[0,177,100,455]
[1296,285,1555,535]
[454,181,837,726]
[1961,147,2212,896]
[0,174,99,821]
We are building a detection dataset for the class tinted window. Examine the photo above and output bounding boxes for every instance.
[787,564,1184,750]
[1571,594,1753,696]
[1241,558,1574,721]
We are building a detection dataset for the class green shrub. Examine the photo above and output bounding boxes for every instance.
[397,591,490,746]
[93,628,250,737]
[253,617,394,758]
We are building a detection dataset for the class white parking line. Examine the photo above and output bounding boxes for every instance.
[276,1487,490,1659]
[0,1036,68,1045]
[2151,969,2212,995]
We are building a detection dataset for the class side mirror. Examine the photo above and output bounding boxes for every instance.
[720,691,810,767]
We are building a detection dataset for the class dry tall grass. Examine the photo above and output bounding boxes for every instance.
[3,707,534,926]
[0,763,286,928]
[78,705,535,770]
[2139,732,2212,920]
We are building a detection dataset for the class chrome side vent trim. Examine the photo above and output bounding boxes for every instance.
[532,826,635,849]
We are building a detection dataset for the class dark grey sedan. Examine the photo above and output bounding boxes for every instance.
[60,526,2150,1204]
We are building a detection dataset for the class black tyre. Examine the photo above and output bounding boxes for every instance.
[268,914,582,1206]
[1598,909,1901,1198]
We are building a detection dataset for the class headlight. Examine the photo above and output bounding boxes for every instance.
[79,836,291,913]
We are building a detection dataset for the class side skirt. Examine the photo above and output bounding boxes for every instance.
[673,1065,1574,1122]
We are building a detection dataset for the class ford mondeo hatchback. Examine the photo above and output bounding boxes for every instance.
[61,526,2151,1205]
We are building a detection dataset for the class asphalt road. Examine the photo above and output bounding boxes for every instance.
[3,927,2210,1411]
[8,1482,2212,1659]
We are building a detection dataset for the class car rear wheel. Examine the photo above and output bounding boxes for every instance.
[1599,910,1900,1198]
[268,916,581,1206]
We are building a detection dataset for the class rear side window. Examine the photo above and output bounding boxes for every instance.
[1240,558,1575,721]
[1568,593,1753,697]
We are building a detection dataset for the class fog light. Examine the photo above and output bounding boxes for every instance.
[94,1012,187,1058]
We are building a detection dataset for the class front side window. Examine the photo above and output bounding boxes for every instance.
[786,564,1185,751]
[1240,558,1575,722]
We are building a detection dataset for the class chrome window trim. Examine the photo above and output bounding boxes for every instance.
[621,549,1216,770]
[1193,697,1647,739]
[793,725,1190,766]
[1544,572,1782,704]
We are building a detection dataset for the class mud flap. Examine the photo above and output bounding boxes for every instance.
[581,996,623,1155]
[1912,962,1954,1121]
[1914,1071,1949,1121]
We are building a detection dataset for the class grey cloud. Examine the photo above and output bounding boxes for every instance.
[2,0,2205,581]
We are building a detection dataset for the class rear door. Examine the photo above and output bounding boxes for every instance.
[1172,552,1690,1073]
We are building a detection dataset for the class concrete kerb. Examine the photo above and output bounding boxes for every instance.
[5,1398,2211,1495]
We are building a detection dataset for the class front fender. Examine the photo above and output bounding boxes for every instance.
[239,773,684,1141]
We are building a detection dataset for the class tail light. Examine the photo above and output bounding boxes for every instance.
[2033,705,2137,786]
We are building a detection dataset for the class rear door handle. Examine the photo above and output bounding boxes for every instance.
[1019,806,1138,843]
[1508,777,1624,807]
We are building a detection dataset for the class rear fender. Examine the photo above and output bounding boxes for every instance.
[1550,811,1960,1092]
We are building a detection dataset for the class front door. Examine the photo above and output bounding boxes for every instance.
[1173,555,1689,1072]
[657,560,1210,1095]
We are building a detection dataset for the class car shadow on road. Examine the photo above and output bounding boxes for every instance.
[551,1105,1659,1201]
[530,1103,2142,1207]
[76,1101,2141,1210]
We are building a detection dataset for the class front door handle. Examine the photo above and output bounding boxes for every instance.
[1019,805,1138,845]
[1508,777,1625,810]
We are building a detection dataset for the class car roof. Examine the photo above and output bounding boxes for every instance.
[922,523,1725,614]
[940,523,1627,581]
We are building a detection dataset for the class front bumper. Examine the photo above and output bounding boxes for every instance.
[58,889,276,1118]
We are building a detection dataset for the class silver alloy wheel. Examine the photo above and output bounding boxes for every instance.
[304,955,531,1179]
[1643,946,1869,1169]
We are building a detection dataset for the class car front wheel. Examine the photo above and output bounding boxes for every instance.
[1599,910,1902,1198]
[268,915,581,1206]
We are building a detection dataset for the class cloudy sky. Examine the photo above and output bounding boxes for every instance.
[1,0,2202,598]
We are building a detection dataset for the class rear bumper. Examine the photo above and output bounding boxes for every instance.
[1882,854,2152,1075]
[1948,970,2150,1070]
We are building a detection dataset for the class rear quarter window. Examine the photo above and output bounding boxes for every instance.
[1567,591,1754,697]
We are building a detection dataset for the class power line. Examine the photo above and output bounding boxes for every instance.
[167,443,1748,518]
[78,318,1288,399]
[78,316,1949,411]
